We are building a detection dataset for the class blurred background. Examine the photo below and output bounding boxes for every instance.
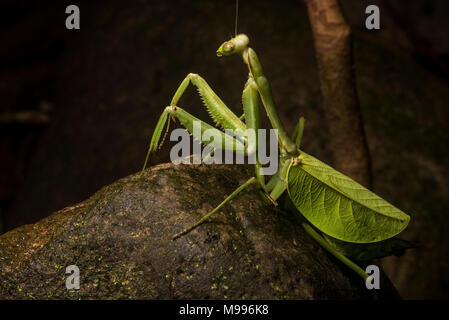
[1,0,448,299]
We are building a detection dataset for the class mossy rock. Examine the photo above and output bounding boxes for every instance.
[0,163,397,299]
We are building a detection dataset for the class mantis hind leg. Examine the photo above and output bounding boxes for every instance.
[173,177,258,240]
[300,222,369,281]
[299,221,377,299]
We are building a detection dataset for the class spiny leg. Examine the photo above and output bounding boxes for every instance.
[199,76,263,180]
[173,176,258,240]
[143,105,247,169]
[171,73,246,136]
[142,108,171,173]
[143,71,262,168]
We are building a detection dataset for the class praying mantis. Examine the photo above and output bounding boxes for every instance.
[142,34,412,286]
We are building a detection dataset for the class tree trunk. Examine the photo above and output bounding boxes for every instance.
[305,0,372,187]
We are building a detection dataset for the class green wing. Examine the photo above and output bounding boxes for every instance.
[286,152,410,243]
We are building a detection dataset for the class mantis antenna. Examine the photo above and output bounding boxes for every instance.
[235,0,239,37]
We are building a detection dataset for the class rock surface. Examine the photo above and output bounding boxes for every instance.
[0,164,395,299]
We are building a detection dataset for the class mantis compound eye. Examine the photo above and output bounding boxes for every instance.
[217,34,249,56]
[223,42,235,53]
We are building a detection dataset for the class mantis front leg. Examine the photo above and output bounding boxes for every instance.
[142,71,274,239]
[142,105,247,172]
[245,48,298,156]
[142,73,250,171]
[171,73,246,135]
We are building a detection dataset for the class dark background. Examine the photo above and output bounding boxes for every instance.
[1,0,448,299]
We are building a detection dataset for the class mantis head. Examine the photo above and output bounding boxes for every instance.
[216,34,249,57]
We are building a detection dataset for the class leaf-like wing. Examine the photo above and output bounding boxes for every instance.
[286,152,410,243]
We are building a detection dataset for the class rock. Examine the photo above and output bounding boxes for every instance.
[0,163,396,299]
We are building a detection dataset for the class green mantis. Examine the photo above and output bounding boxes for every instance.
[142,34,411,286]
